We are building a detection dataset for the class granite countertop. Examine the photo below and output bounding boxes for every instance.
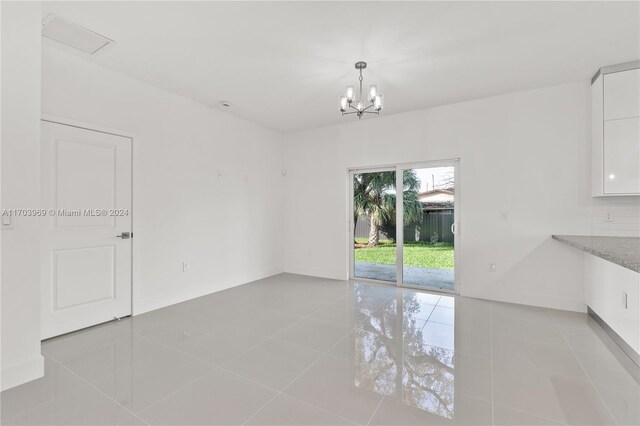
[552,235,640,273]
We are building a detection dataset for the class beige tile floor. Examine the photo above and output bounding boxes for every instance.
[1,273,638,425]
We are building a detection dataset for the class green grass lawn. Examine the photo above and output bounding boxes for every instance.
[354,239,454,270]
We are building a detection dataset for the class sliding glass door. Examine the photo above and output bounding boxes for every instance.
[351,168,397,283]
[350,160,458,293]
[400,164,456,291]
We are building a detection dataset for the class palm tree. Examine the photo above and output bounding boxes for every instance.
[354,170,423,246]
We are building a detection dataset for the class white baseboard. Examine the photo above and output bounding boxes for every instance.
[284,264,346,281]
[461,288,586,313]
[1,354,44,391]
[132,265,283,315]
[283,268,585,313]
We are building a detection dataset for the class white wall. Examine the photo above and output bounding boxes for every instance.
[283,82,602,312]
[1,2,45,390]
[42,47,284,314]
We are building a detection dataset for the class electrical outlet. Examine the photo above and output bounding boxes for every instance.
[604,211,614,222]
[182,262,190,272]
[1,214,13,229]
[489,263,496,272]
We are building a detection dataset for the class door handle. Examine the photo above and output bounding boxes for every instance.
[116,232,131,239]
[451,223,456,235]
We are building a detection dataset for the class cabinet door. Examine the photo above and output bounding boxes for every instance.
[604,69,640,120]
[603,117,640,194]
[585,254,640,355]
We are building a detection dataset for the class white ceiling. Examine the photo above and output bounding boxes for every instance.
[42,1,640,133]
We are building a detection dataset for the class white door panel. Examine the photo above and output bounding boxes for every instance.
[53,245,115,310]
[41,121,132,339]
[54,139,117,228]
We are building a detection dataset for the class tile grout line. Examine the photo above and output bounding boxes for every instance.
[489,306,588,425]
[47,322,223,424]
[28,284,393,426]
[120,324,223,369]
[128,287,361,425]
[272,294,398,422]
[119,289,341,366]
[548,309,619,426]
[366,291,430,425]
[13,280,327,423]
[418,303,438,332]
[218,290,357,371]
[1,354,91,424]
[30,282,615,426]
[240,314,375,426]
[135,367,225,422]
[218,289,348,338]
[491,402,567,425]
[239,342,353,424]
[43,352,151,425]
[366,396,385,426]
[110,327,269,422]
[265,296,372,354]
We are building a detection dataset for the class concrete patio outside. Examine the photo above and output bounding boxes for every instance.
[354,261,454,291]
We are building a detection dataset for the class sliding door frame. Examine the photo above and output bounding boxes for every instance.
[347,158,460,295]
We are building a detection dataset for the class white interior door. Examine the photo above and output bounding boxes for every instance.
[41,121,132,339]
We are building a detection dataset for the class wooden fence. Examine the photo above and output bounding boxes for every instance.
[354,210,454,243]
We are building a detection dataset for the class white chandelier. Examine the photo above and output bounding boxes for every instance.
[339,61,384,119]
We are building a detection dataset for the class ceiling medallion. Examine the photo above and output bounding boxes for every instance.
[339,61,384,119]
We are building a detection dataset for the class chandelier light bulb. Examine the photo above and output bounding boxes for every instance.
[356,100,364,112]
[339,96,348,112]
[374,94,384,111]
[345,86,355,102]
[368,84,378,102]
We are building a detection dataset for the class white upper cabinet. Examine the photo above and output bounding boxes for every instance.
[592,63,640,197]
[603,117,640,194]
[604,69,640,120]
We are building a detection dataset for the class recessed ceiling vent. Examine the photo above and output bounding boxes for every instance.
[42,14,114,54]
